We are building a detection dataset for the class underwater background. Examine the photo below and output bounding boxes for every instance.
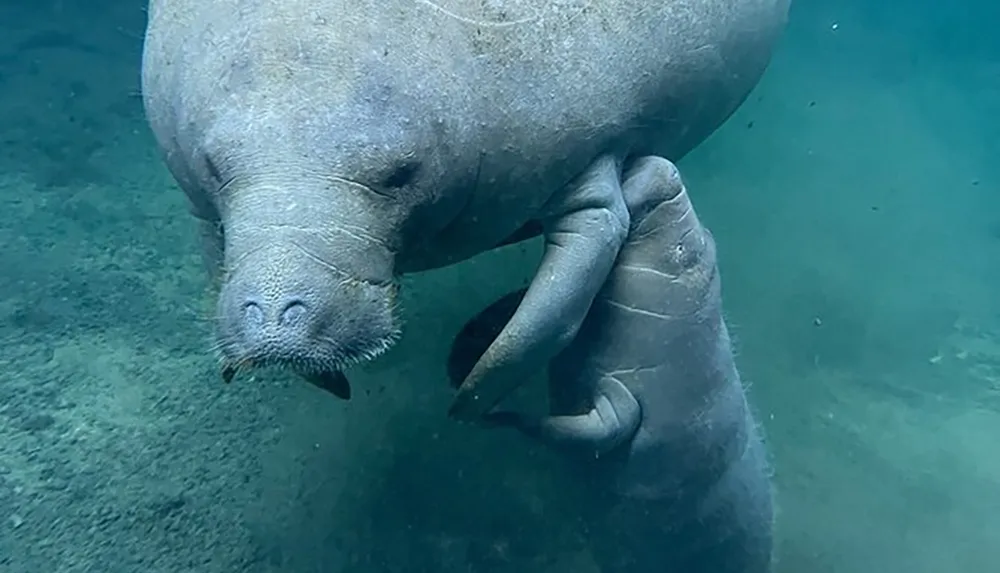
[1,0,997,571]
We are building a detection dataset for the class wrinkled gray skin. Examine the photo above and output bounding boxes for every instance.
[140,0,789,403]
[469,157,773,572]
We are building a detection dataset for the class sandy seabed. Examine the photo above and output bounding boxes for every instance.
[1,1,998,572]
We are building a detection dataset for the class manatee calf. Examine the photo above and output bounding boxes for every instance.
[140,0,788,397]
[448,157,773,572]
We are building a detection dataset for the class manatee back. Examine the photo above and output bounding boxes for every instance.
[142,0,789,265]
[144,0,789,160]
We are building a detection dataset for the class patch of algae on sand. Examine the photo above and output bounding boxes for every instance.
[929,316,1000,410]
[0,333,202,495]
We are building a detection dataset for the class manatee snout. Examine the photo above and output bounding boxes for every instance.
[214,243,399,395]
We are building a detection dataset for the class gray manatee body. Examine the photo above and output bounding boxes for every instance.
[141,0,788,397]
[448,157,773,572]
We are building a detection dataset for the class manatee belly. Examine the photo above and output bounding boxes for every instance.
[592,419,773,573]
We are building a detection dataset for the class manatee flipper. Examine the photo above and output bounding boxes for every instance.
[447,293,641,457]
[449,155,630,420]
[485,376,642,457]
[447,288,528,388]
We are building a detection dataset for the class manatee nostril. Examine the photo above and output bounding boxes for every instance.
[279,300,308,326]
[243,301,264,327]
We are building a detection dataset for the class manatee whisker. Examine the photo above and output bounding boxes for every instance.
[219,355,258,385]
[208,335,237,359]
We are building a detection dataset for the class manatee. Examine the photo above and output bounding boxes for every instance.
[447,157,774,572]
[140,0,789,398]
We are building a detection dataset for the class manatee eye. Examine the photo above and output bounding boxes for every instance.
[204,154,223,183]
[383,160,421,189]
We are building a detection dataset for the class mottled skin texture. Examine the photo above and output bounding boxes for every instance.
[140,0,788,398]
[449,157,774,572]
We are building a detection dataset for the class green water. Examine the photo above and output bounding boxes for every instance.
[0,0,997,571]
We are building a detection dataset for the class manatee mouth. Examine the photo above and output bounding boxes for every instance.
[213,274,402,401]
[221,363,355,401]
[216,324,399,401]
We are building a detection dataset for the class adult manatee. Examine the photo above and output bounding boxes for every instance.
[447,157,774,572]
[140,0,789,399]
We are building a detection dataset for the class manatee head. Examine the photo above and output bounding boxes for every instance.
[152,65,475,393]
[201,108,468,392]
[140,10,483,392]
